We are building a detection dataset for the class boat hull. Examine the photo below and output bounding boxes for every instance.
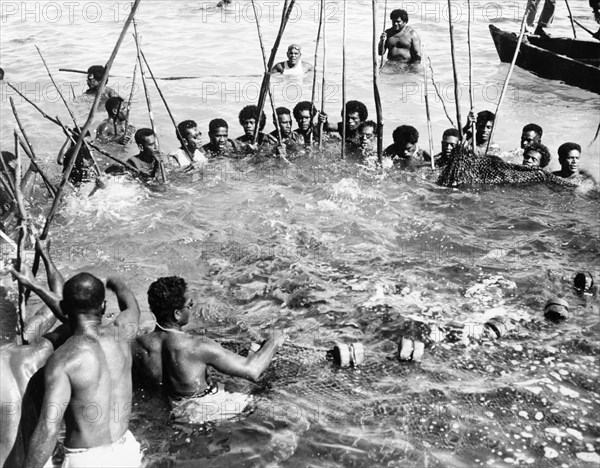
[489,24,600,94]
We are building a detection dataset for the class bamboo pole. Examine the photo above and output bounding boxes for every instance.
[318,1,327,149]
[380,0,388,69]
[250,0,283,146]
[467,0,476,144]
[9,98,57,196]
[6,83,61,126]
[423,51,434,170]
[309,0,325,148]
[16,137,56,197]
[341,0,347,160]
[372,0,384,163]
[446,0,462,141]
[564,0,577,38]
[54,116,103,180]
[139,49,195,164]
[28,0,142,283]
[13,133,27,344]
[36,46,79,127]
[486,8,529,155]
[132,20,167,183]
[253,0,296,145]
[123,62,138,136]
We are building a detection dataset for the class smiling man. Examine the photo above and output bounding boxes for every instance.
[271,44,313,76]
[85,65,119,102]
[378,9,422,63]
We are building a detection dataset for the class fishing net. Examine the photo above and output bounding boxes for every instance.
[215,322,600,467]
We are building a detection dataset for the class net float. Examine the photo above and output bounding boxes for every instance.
[574,272,594,293]
[544,297,569,321]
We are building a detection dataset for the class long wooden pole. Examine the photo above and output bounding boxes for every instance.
[36,46,79,127]
[123,62,137,134]
[132,20,166,183]
[372,0,383,162]
[253,0,296,144]
[467,0,476,144]
[319,2,327,149]
[250,0,283,146]
[9,98,56,196]
[423,51,435,170]
[14,132,27,344]
[139,50,195,164]
[446,0,463,141]
[486,7,529,155]
[6,83,61,126]
[16,136,56,197]
[28,0,142,282]
[309,0,325,148]
[380,0,388,69]
[564,0,577,38]
[341,0,347,160]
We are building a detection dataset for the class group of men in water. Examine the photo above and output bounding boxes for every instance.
[1,5,599,468]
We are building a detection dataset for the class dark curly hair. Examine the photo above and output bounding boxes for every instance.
[524,142,551,168]
[557,142,581,160]
[238,105,266,130]
[343,100,368,121]
[392,125,419,145]
[293,101,317,121]
[147,276,187,324]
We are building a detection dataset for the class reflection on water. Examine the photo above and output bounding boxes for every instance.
[1,1,599,467]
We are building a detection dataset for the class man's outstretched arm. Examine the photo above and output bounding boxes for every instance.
[199,330,286,382]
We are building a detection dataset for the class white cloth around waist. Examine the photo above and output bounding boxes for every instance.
[61,430,143,468]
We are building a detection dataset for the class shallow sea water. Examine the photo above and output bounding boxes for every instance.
[1,1,599,467]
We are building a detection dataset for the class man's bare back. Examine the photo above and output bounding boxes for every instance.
[134,276,285,398]
[24,275,141,468]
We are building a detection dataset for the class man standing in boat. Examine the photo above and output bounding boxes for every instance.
[378,9,422,64]
[526,0,555,36]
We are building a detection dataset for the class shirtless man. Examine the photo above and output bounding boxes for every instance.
[322,100,369,145]
[384,125,431,167]
[134,276,286,423]
[464,110,501,157]
[268,107,303,156]
[168,120,208,168]
[292,101,321,146]
[379,9,422,63]
[95,96,135,145]
[236,105,272,152]
[202,119,242,158]
[1,239,70,468]
[522,142,551,168]
[271,44,313,76]
[24,272,142,467]
[552,142,597,186]
[85,65,119,101]
[119,128,162,180]
[433,128,460,167]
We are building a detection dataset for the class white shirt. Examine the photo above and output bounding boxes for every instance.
[168,148,208,167]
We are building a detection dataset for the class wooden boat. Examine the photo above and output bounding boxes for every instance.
[489,24,600,94]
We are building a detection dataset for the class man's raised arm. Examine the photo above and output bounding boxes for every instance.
[107,277,141,327]
[10,264,66,324]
